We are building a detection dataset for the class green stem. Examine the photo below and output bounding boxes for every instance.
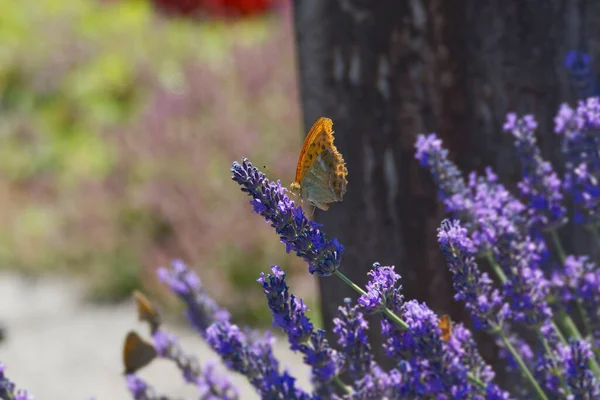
[549,321,568,345]
[558,313,600,376]
[559,312,583,340]
[334,270,409,330]
[550,229,593,337]
[485,253,507,283]
[587,224,600,249]
[333,376,352,395]
[466,373,487,390]
[548,229,566,263]
[487,241,600,375]
[499,333,549,400]
[576,301,592,338]
[334,269,487,390]
[382,307,410,331]
[334,269,368,296]
[540,334,572,397]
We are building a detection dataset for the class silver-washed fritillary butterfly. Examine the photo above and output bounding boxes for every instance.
[289,117,348,211]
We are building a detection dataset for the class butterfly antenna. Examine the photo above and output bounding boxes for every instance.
[262,164,287,185]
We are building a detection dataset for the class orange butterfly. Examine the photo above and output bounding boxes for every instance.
[133,290,162,335]
[122,330,157,375]
[438,314,452,342]
[289,117,348,211]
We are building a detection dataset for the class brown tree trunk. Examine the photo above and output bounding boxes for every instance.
[292,0,593,376]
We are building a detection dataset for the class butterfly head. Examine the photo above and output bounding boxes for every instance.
[289,181,301,194]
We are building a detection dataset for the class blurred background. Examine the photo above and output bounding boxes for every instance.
[4,0,596,397]
[0,0,318,321]
[0,0,316,396]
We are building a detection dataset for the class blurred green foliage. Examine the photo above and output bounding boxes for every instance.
[0,0,313,325]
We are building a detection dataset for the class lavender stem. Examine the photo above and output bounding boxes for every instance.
[334,269,408,330]
[500,332,549,400]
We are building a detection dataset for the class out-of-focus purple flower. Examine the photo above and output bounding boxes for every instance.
[159,261,310,399]
[466,169,527,253]
[560,339,600,398]
[206,322,250,375]
[485,384,513,400]
[494,333,538,398]
[554,97,600,225]
[197,362,239,400]
[449,323,497,385]
[257,266,313,348]
[206,321,313,399]
[14,391,33,400]
[494,228,552,327]
[552,255,589,306]
[503,112,566,231]
[349,365,402,400]
[258,266,340,396]
[332,298,372,380]
[383,300,491,398]
[126,374,168,400]
[357,263,403,313]
[157,260,230,335]
[437,220,509,331]
[151,330,238,398]
[552,255,600,345]
[564,50,600,99]
[414,133,470,214]
[0,363,33,400]
[231,158,344,276]
[416,133,527,253]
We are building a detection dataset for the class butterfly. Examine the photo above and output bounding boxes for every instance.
[289,117,348,211]
[122,330,157,375]
[438,314,452,342]
[133,290,162,335]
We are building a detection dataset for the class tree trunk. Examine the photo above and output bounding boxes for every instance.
[292,0,592,375]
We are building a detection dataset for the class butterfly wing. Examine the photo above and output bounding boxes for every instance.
[295,117,334,183]
[123,331,157,375]
[133,291,162,335]
[438,314,452,342]
[301,147,348,210]
[294,117,348,210]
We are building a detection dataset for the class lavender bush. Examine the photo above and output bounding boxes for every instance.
[5,97,600,399]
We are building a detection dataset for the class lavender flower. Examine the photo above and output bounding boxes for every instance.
[385,300,492,398]
[449,323,496,385]
[258,266,340,396]
[554,97,600,225]
[198,362,239,400]
[333,298,372,380]
[503,113,566,231]
[157,260,230,335]
[0,363,33,400]
[158,261,311,399]
[553,255,600,345]
[415,133,470,214]
[437,220,509,331]
[151,330,238,399]
[357,263,403,313]
[231,159,344,276]
[493,229,552,327]
[349,365,402,399]
[564,50,600,99]
[466,168,527,253]
[126,375,170,400]
[561,339,600,398]
[206,321,313,400]
[416,133,527,253]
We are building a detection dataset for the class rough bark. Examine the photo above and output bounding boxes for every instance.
[292,0,594,374]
